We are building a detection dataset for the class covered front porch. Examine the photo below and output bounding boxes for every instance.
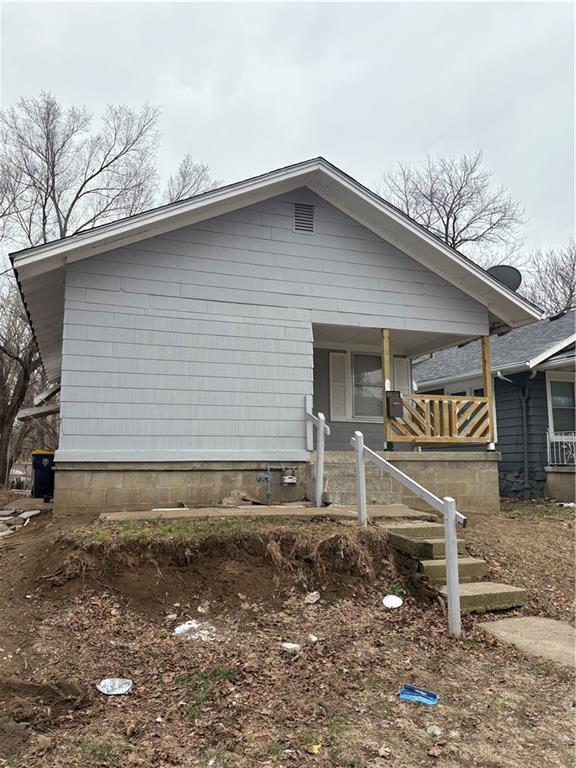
[312,323,495,452]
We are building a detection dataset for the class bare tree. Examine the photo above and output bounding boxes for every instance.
[165,154,218,203]
[0,280,43,484]
[0,92,217,484]
[0,92,217,247]
[381,152,525,266]
[522,241,576,315]
[1,94,159,246]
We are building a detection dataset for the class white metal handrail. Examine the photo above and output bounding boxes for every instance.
[547,430,576,466]
[305,397,331,507]
[350,430,466,636]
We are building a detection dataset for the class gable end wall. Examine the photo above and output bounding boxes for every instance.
[57,188,489,461]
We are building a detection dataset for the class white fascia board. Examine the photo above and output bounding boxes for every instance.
[11,161,320,279]
[17,402,60,421]
[416,361,529,390]
[34,382,61,406]
[537,355,576,371]
[527,334,576,369]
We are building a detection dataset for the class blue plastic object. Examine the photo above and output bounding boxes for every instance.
[399,684,439,705]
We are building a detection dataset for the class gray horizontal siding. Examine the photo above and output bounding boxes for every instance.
[58,187,489,461]
[495,372,549,496]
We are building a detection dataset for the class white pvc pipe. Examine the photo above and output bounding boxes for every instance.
[354,431,367,527]
[314,412,326,507]
[443,496,462,636]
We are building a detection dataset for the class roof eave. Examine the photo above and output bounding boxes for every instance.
[527,334,576,369]
[416,361,530,390]
[11,157,542,329]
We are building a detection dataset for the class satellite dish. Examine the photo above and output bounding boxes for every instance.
[487,265,522,292]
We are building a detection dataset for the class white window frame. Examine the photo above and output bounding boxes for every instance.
[545,370,576,433]
[326,347,411,423]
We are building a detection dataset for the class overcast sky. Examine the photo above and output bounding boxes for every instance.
[1,1,573,255]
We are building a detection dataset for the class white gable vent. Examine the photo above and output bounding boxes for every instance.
[293,203,315,233]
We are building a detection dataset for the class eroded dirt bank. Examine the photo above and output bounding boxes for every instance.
[0,514,573,767]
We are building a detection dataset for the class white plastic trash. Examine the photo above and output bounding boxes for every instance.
[281,642,301,655]
[304,591,320,604]
[18,510,42,520]
[382,594,403,609]
[96,678,133,695]
[173,619,216,640]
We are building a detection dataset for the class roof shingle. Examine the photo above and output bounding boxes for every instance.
[413,309,575,385]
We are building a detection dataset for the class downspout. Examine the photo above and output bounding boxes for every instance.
[496,369,537,499]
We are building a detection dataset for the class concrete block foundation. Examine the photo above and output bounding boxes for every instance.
[545,466,575,502]
[54,461,309,519]
[54,451,502,518]
[321,451,501,514]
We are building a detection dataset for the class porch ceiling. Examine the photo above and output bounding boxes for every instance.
[313,324,477,357]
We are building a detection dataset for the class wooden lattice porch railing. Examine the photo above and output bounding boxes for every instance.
[387,394,493,444]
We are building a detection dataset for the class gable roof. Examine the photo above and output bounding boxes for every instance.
[414,309,576,387]
[10,157,542,381]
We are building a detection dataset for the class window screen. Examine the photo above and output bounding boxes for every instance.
[550,380,576,432]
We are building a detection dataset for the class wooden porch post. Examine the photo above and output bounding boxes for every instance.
[382,329,391,450]
[481,335,495,449]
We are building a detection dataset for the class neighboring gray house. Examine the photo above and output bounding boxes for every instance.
[11,158,542,515]
[414,310,575,500]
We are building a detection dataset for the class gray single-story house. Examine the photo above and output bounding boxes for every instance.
[413,310,575,500]
[11,158,542,516]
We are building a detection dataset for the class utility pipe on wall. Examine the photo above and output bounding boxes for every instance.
[496,369,537,499]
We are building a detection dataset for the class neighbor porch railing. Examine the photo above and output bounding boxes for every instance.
[546,430,576,466]
[387,394,493,445]
[305,395,331,507]
[350,430,467,637]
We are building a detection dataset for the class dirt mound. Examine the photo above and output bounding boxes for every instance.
[33,521,408,618]
[0,677,91,758]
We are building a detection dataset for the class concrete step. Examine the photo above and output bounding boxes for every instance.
[438,582,527,614]
[420,556,488,584]
[324,496,398,507]
[327,504,436,522]
[376,522,445,539]
[388,532,466,559]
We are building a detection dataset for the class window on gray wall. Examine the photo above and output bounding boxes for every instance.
[352,354,382,418]
[550,380,576,431]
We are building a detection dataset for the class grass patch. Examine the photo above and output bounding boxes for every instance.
[175,667,237,720]
[503,500,574,521]
[81,740,120,767]
[520,657,559,676]
[386,581,406,597]
[76,518,254,546]
[328,717,350,737]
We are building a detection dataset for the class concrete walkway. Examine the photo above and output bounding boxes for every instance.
[480,616,575,668]
[1,496,52,514]
[100,503,437,523]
